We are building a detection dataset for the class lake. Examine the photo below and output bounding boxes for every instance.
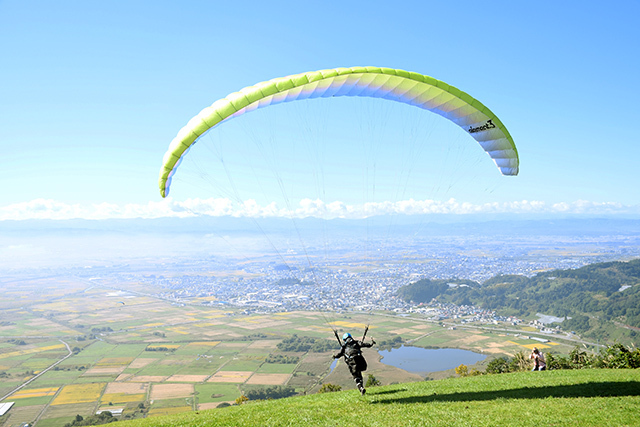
[378,345,486,374]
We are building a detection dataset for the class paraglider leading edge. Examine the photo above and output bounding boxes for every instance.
[159,66,519,198]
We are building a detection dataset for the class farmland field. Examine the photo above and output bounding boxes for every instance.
[0,275,578,427]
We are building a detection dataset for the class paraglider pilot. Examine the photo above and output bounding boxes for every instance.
[333,332,376,395]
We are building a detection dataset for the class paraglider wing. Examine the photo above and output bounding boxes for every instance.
[159,66,518,197]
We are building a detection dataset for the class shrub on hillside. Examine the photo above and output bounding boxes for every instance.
[318,383,342,393]
[488,344,640,374]
[245,386,296,400]
[365,374,381,387]
[508,351,530,372]
[486,357,510,374]
[593,343,640,369]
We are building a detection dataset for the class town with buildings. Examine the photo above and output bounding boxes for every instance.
[72,226,638,333]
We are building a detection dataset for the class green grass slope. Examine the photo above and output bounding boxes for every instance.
[120,369,639,427]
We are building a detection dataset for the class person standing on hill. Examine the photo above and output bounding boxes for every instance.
[333,332,376,395]
[529,347,546,371]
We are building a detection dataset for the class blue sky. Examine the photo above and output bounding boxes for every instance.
[1,1,639,220]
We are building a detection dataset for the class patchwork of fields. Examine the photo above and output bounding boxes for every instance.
[0,277,573,427]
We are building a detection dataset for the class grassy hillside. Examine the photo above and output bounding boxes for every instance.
[118,369,640,427]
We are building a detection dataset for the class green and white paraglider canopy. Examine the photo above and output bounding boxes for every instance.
[159,66,518,198]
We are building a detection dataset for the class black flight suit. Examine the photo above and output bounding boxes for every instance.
[333,337,374,395]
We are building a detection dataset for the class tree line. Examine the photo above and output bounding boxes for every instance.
[265,354,299,364]
[63,412,117,426]
[484,343,640,374]
[276,335,335,353]
[397,259,640,341]
[243,386,296,400]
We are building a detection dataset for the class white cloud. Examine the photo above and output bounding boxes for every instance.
[0,198,638,221]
